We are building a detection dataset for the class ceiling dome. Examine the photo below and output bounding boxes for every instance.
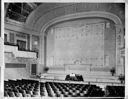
[5,3,41,22]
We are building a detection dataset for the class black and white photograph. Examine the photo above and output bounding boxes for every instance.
[0,0,126,98]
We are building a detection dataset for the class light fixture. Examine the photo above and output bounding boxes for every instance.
[106,22,110,28]
[34,41,38,45]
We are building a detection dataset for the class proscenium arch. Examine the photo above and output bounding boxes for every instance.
[41,11,122,34]
[40,11,123,75]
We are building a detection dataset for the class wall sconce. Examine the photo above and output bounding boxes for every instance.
[106,22,110,28]
[34,41,38,45]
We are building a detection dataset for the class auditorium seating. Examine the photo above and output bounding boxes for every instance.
[105,85,125,97]
[4,79,124,97]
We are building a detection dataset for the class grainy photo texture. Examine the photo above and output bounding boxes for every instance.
[2,2,125,99]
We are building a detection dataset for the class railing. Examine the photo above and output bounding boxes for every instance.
[4,42,37,53]
[4,42,37,58]
[4,42,17,46]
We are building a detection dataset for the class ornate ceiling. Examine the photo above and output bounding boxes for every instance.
[5,3,125,34]
[5,3,41,22]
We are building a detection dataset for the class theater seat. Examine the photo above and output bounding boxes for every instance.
[4,79,124,97]
[8,91,15,97]
[15,92,23,97]
[4,91,9,97]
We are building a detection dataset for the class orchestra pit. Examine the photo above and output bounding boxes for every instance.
[0,2,125,98]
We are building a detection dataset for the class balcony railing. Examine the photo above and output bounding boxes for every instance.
[4,42,17,46]
[4,42,37,58]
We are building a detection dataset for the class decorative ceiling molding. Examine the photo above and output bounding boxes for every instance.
[26,3,124,33]
[41,11,122,34]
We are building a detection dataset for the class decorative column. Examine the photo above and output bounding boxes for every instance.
[44,33,47,68]
[29,34,32,50]
[115,24,124,76]
[120,55,125,75]
[38,33,45,73]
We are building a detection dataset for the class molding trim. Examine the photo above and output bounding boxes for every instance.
[41,11,122,33]
[40,11,123,75]
[5,21,40,36]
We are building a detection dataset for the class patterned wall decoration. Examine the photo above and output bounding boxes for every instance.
[47,19,105,67]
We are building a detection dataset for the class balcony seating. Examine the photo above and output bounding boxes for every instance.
[4,79,124,97]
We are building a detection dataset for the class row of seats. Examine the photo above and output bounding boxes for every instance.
[105,85,125,97]
[4,79,40,97]
[4,79,125,97]
[41,82,105,97]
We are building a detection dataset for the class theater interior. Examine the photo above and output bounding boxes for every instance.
[0,2,125,98]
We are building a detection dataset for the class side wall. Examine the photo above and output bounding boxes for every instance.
[4,52,38,80]
[4,29,39,80]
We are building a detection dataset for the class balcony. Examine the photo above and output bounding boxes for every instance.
[4,42,37,58]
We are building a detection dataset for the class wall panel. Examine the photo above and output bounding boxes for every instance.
[46,18,116,74]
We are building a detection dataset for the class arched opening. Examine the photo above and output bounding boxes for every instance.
[41,11,123,76]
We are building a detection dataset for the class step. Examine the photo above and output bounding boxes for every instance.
[40,72,118,82]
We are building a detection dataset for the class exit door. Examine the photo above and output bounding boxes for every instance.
[31,64,37,75]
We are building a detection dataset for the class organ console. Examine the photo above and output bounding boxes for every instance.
[65,73,84,81]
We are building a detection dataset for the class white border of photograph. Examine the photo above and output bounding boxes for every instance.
[1,0,127,98]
